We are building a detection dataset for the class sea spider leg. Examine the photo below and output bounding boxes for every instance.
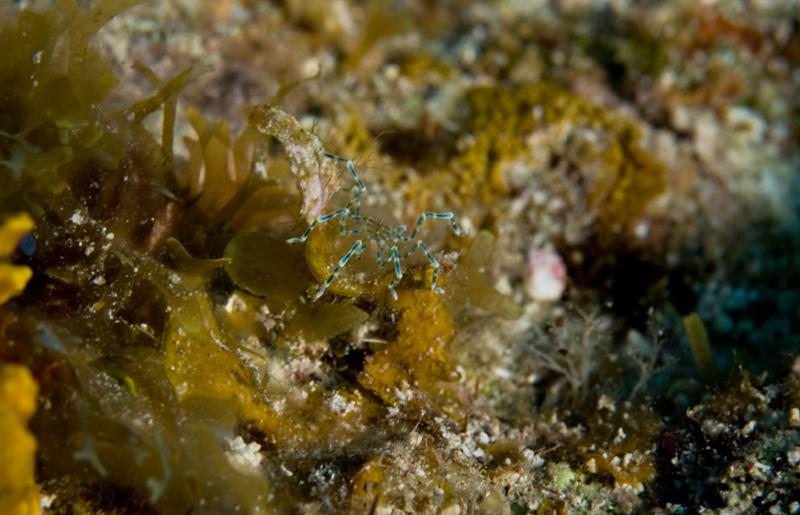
[408,240,444,294]
[408,212,465,240]
[321,151,367,196]
[387,245,403,300]
[385,228,407,268]
[376,246,392,267]
[287,207,350,244]
[312,240,365,301]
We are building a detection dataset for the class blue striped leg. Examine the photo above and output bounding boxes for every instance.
[375,249,388,267]
[321,151,367,196]
[409,241,444,294]
[387,245,403,300]
[312,240,364,301]
[408,212,465,240]
[288,207,350,244]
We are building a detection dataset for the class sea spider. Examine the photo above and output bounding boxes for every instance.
[288,151,467,301]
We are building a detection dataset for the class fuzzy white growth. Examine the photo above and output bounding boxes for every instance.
[247,106,341,224]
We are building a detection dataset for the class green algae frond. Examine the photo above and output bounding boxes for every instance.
[683,312,717,382]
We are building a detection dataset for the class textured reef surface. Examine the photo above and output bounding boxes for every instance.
[0,0,798,513]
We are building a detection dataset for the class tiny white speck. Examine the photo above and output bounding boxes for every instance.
[70,210,87,225]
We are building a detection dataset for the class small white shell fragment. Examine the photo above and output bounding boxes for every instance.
[525,248,566,301]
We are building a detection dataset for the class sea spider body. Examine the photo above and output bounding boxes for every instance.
[288,151,466,301]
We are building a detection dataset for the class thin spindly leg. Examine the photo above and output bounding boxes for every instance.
[409,240,444,294]
[387,245,403,300]
[287,207,350,244]
[408,211,465,240]
[312,240,365,301]
[321,151,367,196]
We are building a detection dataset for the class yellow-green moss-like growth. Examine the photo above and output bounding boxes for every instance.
[0,364,40,515]
[466,84,665,234]
[358,289,459,414]
[0,214,33,306]
[414,83,666,239]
